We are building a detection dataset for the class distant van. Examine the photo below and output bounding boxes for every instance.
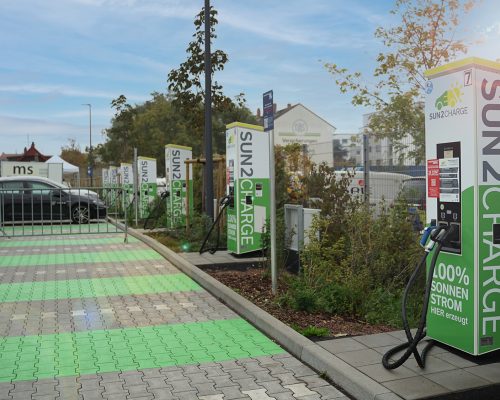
[336,171,412,206]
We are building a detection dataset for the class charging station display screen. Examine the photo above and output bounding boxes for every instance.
[437,142,461,254]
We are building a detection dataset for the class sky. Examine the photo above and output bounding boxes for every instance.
[0,0,499,156]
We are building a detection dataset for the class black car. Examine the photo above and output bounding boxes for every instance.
[0,176,107,224]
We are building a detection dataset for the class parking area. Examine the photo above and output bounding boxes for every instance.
[0,231,348,400]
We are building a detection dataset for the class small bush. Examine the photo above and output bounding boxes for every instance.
[281,163,424,328]
[292,325,330,338]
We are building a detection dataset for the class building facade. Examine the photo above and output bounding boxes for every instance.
[259,104,336,167]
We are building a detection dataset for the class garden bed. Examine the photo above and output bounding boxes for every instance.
[204,266,393,339]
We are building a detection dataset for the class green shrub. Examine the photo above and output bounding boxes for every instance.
[281,163,425,327]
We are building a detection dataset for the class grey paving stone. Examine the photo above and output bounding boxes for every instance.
[185,372,211,385]
[220,386,246,400]
[402,355,456,375]
[142,377,169,389]
[192,383,221,396]
[100,381,127,394]
[32,395,59,400]
[297,375,330,388]
[382,376,448,400]
[233,378,261,391]
[283,364,315,378]
[145,387,176,400]
[212,375,239,388]
[125,384,150,397]
[336,348,384,367]
[11,394,35,400]
[357,363,417,383]
[354,333,404,348]
[170,379,194,393]
[465,363,500,383]
[259,380,292,395]
[0,382,14,400]
[374,393,404,400]
[318,337,369,354]
[433,351,479,368]
[426,368,491,391]
[313,385,347,399]
[10,382,34,392]
[248,370,280,383]
[271,373,300,386]
[175,390,200,400]
[79,389,106,400]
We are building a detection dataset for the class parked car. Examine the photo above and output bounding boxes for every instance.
[0,176,107,224]
[400,176,426,210]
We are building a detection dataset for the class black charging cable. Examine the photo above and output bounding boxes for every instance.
[143,190,170,230]
[382,225,456,370]
[199,195,233,254]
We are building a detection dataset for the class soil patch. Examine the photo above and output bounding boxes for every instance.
[205,267,393,338]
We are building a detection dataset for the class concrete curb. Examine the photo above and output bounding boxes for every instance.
[121,224,401,400]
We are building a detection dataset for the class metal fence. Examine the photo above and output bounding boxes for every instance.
[0,186,129,238]
[335,133,425,209]
[300,133,425,210]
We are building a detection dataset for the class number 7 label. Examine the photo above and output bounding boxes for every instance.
[464,69,472,86]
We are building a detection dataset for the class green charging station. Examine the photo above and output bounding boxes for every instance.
[425,57,500,355]
[226,122,270,255]
[165,144,193,228]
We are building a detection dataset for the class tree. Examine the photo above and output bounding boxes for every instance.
[333,139,348,167]
[60,139,87,170]
[167,6,236,112]
[167,5,247,154]
[325,0,476,163]
[98,92,256,174]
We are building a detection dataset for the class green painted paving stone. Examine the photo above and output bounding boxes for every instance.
[0,236,138,247]
[2,223,122,236]
[0,248,162,268]
[0,274,201,302]
[0,318,284,382]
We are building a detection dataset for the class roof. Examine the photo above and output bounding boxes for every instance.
[1,143,51,162]
[425,57,500,78]
[257,103,336,130]
[45,155,80,173]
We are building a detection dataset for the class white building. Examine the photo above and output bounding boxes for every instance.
[258,103,336,166]
[337,113,420,168]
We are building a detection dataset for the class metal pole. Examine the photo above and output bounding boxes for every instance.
[363,134,370,205]
[82,103,93,187]
[204,0,214,220]
[269,129,277,294]
[185,161,190,233]
[133,148,138,226]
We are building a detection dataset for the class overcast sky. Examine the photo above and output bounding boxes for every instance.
[0,0,498,155]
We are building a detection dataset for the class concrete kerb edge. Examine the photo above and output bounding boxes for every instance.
[118,223,400,400]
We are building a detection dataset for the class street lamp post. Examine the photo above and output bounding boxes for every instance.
[204,0,214,219]
[82,103,93,187]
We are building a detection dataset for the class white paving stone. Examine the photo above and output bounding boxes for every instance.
[243,389,276,400]
[284,384,317,398]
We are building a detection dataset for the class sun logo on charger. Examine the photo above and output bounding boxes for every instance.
[435,82,464,111]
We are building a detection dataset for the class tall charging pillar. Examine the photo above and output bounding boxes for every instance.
[425,57,500,355]
[137,157,157,218]
[165,144,193,228]
[226,122,270,255]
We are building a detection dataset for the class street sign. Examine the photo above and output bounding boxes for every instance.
[263,90,274,131]
[87,166,93,177]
